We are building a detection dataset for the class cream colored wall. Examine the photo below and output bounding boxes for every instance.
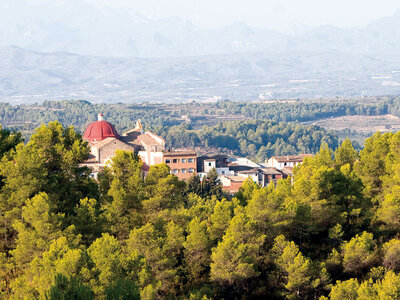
[93,139,135,163]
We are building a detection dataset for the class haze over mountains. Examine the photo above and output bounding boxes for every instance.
[2,0,400,58]
[1,0,400,103]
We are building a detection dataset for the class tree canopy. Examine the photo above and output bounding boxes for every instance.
[1,122,400,299]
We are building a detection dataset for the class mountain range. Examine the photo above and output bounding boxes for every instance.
[1,46,400,103]
[2,0,400,58]
[1,1,400,103]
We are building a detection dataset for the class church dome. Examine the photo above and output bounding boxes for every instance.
[83,113,120,142]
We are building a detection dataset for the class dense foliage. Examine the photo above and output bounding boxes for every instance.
[0,100,340,161]
[1,96,400,140]
[1,121,400,299]
[207,98,392,123]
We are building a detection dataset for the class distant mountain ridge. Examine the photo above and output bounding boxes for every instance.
[1,0,400,58]
[1,46,400,103]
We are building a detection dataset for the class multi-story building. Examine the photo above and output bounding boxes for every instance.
[163,150,197,181]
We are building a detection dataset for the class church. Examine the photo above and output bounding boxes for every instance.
[81,113,165,177]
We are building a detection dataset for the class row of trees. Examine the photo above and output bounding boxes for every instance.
[2,98,400,129]
[2,97,400,145]
[207,98,394,123]
[0,100,177,140]
[2,121,400,298]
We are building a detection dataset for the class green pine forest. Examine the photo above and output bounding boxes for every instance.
[0,100,342,162]
[2,119,400,299]
[2,97,400,161]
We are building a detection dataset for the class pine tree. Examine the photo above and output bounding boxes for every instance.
[186,174,202,197]
[204,168,223,199]
[183,218,210,281]
[341,232,377,275]
[105,279,140,300]
[270,235,312,298]
[102,150,144,238]
[87,233,127,295]
[11,193,62,268]
[0,124,22,160]
[46,274,94,300]
[208,199,233,242]
[210,212,264,286]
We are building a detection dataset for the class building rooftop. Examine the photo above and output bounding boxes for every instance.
[224,175,247,182]
[83,113,120,142]
[163,150,197,156]
[237,168,260,174]
[90,137,120,148]
[229,157,261,168]
[281,167,294,176]
[269,154,313,163]
[130,132,163,147]
[260,167,283,175]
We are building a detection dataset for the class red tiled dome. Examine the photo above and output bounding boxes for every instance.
[83,113,119,142]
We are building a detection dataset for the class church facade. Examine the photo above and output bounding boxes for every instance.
[81,113,165,177]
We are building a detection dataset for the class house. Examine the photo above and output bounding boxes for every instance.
[267,154,313,170]
[197,155,233,179]
[163,150,197,181]
[237,168,261,185]
[259,167,284,185]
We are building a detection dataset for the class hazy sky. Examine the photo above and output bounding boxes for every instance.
[23,0,400,33]
[83,0,400,32]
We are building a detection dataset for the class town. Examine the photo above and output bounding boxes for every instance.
[82,113,312,193]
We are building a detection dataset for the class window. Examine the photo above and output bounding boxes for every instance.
[173,169,179,174]
[188,158,194,163]
[181,158,187,163]
[188,168,195,173]
[221,171,225,175]
[173,159,179,163]
[165,159,171,163]
[181,169,187,173]
[208,162,212,167]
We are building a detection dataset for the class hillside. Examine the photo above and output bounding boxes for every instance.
[1,47,400,103]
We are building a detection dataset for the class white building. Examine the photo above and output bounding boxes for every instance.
[267,154,312,170]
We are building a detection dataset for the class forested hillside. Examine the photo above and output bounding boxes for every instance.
[2,98,400,134]
[0,100,340,161]
[2,123,400,298]
[157,120,338,162]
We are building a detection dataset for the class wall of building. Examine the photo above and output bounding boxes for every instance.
[204,160,216,173]
[222,180,244,194]
[164,154,197,181]
[94,139,135,163]
[138,150,164,171]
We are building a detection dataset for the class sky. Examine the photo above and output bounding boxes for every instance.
[78,0,400,32]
